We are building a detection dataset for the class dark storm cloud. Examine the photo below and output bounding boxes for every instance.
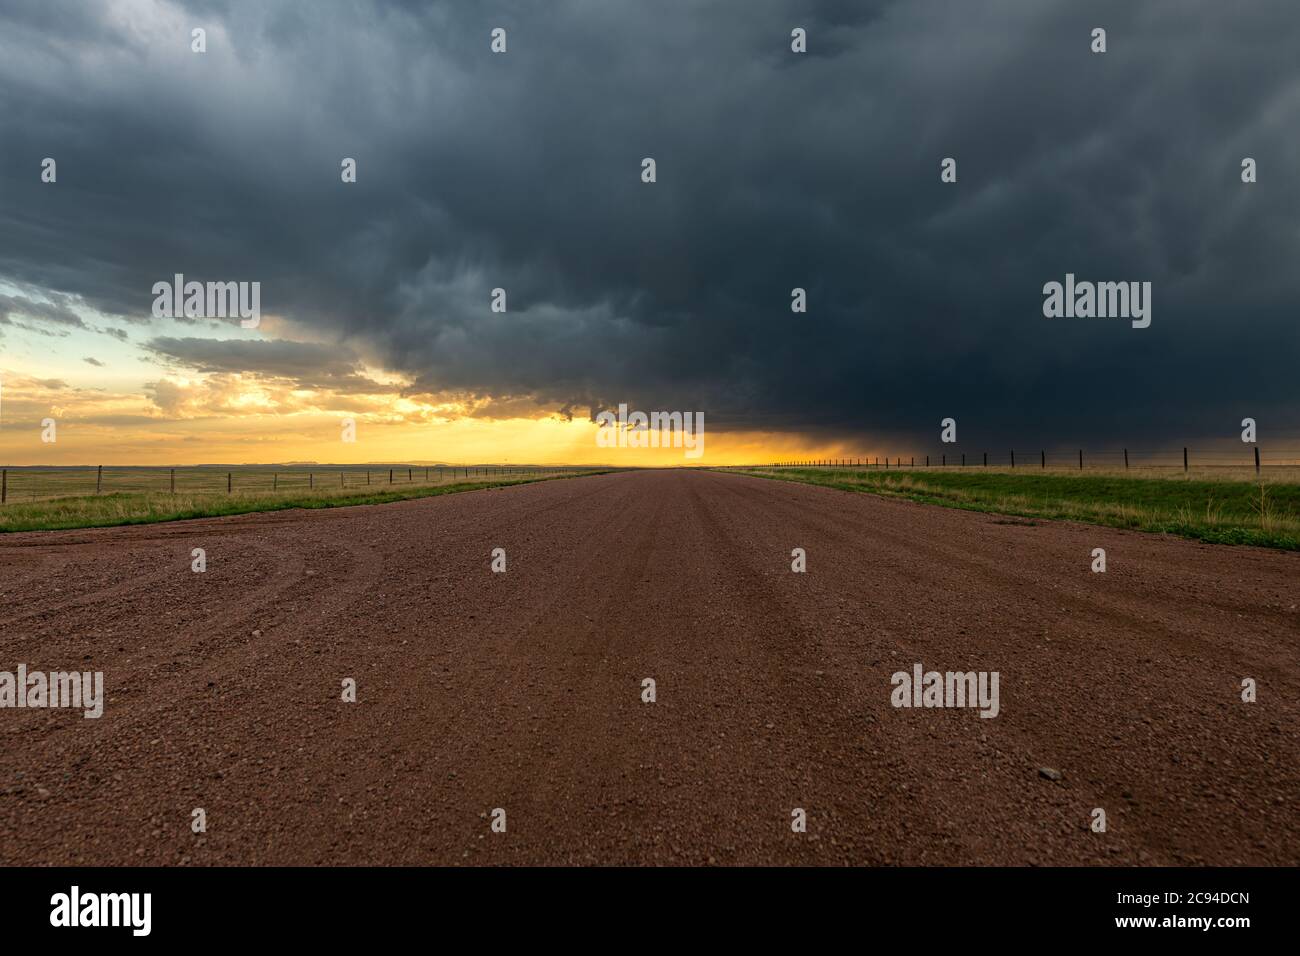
[146,337,386,392]
[0,292,87,330]
[1,0,1298,448]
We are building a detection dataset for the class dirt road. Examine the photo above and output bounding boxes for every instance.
[0,469,1295,865]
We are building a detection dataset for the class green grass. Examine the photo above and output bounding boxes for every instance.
[0,464,575,501]
[726,466,1300,551]
[0,471,606,533]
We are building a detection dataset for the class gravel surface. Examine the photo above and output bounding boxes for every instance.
[0,469,1295,865]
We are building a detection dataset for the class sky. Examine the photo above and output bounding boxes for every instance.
[1,0,1297,466]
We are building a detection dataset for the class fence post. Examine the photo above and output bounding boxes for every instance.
[367,471,370,485]
[1010,450,1015,469]
[983,451,987,467]
[170,468,175,493]
[1183,447,1188,473]
[96,464,102,494]
[1,469,6,504]
[274,473,278,491]
[309,473,314,490]
[341,471,345,488]
[408,468,412,482]
[389,469,393,484]
[1255,446,1261,475]
[227,472,232,493]
[926,455,929,467]
[1124,448,1128,470]
[1078,449,1083,470]
[911,456,914,467]
[1041,450,1045,469]
[961,453,965,467]
[942,454,945,467]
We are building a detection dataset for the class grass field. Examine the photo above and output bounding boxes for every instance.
[727,465,1300,551]
[0,467,605,533]
[0,463,579,502]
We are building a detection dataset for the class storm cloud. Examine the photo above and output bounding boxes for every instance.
[1,0,1297,450]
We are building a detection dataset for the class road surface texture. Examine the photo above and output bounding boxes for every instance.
[1,469,1296,865]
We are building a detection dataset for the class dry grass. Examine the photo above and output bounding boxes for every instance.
[0,470,606,533]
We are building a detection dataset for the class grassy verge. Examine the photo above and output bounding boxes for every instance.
[0,472,607,534]
[726,467,1300,551]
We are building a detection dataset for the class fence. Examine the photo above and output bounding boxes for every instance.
[0,464,586,505]
[735,446,1300,475]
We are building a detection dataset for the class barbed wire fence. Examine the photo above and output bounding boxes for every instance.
[0,464,590,505]
[727,446,1300,473]
[5,449,1299,504]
